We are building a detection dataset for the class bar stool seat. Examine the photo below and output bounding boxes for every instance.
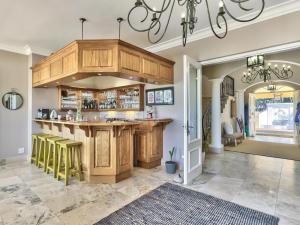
[46,137,67,178]
[37,134,54,171]
[56,140,83,186]
[31,133,49,166]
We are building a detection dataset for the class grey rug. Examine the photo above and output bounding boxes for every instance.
[95,183,279,225]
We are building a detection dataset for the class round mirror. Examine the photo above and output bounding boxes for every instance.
[2,92,23,110]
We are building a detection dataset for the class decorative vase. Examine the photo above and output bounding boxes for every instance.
[165,161,176,174]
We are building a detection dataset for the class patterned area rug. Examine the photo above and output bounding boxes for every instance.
[95,183,279,225]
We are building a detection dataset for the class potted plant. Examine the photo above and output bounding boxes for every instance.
[165,147,176,174]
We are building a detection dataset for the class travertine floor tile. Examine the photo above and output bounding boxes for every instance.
[0,151,299,225]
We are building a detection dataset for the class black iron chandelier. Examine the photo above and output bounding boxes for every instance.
[127,0,265,46]
[242,63,294,84]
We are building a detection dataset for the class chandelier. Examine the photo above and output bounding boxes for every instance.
[127,0,265,46]
[242,63,294,84]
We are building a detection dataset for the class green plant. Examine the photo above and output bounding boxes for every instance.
[169,147,175,161]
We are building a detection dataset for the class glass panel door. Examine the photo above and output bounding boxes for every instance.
[188,64,199,143]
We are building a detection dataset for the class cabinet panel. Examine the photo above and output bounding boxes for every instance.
[117,128,133,173]
[150,126,163,160]
[95,130,111,168]
[137,131,147,162]
[40,66,50,81]
[159,64,173,83]
[142,57,159,79]
[32,71,40,84]
[82,49,113,68]
[63,51,77,74]
[50,59,63,78]
[120,50,140,73]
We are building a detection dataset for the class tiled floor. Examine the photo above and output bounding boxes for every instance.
[0,152,300,225]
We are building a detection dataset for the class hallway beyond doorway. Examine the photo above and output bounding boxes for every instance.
[225,140,300,161]
[248,135,297,145]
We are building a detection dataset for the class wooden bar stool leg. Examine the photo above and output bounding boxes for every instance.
[38,140,43,168]
[54,143,58,178]
[46,143,51,174]
[65,149,70,186]
[57,146,62,181]
[31,137,37,164]
[44,140,50,172]
[36,138,40,166]
[75,147,83,181]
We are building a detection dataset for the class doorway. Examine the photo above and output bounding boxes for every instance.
[183,55,202,185]
[248,84,296,144]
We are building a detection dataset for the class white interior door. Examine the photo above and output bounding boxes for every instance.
[249,93,256,137]
[183,55,202,185]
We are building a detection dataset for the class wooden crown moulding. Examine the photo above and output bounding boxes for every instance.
[32,39,175,88]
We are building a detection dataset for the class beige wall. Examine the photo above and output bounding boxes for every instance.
[158,11,300,62]
[203,48,300,82]
[30,54,58,134]
[0,50,28,158]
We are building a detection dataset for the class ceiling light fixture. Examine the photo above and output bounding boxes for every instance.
[242,60,293,84]
[79,18,87,40]
[127,0,265,46]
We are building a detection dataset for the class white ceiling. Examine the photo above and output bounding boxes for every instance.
[0,0,295,55]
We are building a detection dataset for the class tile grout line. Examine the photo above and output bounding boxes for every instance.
[274,161,284,217]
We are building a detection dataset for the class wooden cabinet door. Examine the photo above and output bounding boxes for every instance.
[117,128,133,174]
[50,59,63,78]
[63,51,77,75]
[119,49,141,75]
[32,70,40,85]
[136,131,148,162]
[159,63,174,83]
[40,66,50,81]
[92,128,116,175]
[150,125,163,161]
[81,48,114,71]
[141,57,159,80]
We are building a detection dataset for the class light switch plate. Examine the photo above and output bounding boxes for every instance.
[18,147,25,154]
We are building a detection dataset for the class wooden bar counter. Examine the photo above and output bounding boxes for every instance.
[33,118,172,183]
[34,119,139,184]
[134,119,173,169]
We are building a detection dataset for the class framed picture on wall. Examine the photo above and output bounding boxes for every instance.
[147,91,155,104]
[146,87,174,106]
[221,75,235,97]
[155,90,164,104]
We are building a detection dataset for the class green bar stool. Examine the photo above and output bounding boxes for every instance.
[31,133,48,166]
[46,136,67,178]
[56,140,83,186]
[37,134,54,171]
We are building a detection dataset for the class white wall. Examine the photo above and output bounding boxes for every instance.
[144,55,184,167]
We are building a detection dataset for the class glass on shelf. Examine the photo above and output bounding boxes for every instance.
[61,88,78,109]
[81,91,98,110]
[117,87,140,110]
[98,90,118,110]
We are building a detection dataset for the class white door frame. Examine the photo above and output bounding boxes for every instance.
[183,55,202,185]
[249,93,256,137]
